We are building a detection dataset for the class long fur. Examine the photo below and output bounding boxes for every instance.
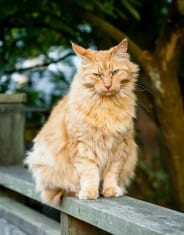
[25,39,139,204]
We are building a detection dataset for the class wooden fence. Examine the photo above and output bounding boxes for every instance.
[0,94,184,235]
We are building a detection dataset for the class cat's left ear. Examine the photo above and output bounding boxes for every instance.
[112,39,129,59]
[71,42,91,65]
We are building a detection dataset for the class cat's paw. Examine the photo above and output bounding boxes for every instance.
[78,188,99,200]
[103,186,126,198]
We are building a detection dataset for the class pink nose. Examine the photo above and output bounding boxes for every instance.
[104,84,111,89]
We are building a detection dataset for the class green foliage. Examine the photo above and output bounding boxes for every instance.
[121,0,141,20]
[138,160,170,204]
[0,0,172,79]
[0,0,143,70]
[0,0,145,106]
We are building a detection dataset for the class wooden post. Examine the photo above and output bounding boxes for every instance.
[61,213,110,235]
[0,94,26,165]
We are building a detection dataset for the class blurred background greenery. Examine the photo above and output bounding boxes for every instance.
[0,0,184,212]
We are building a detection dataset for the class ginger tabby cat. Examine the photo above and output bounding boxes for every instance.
[25,39,139,204]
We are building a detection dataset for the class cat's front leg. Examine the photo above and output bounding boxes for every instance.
[74,154,100,200]
[102,161,125,198]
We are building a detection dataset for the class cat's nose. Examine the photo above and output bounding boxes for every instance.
[104,84,112,90]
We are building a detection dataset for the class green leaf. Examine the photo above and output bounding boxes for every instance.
[75,0,94,11]
[120,0,141,21]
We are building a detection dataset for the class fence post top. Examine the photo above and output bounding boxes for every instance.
[0,93,27,103]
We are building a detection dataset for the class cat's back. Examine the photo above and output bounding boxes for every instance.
[35,95,69,142]
[48,95,69,121]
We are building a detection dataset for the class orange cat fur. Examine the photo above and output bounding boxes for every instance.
[25,39,139,204]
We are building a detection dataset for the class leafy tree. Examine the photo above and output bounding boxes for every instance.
[0,0,184,211]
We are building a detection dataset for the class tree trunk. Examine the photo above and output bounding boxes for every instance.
[149,32,184,211]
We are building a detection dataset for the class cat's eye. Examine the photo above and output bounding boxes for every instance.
[93,73,101,77]
[112,69,119,76]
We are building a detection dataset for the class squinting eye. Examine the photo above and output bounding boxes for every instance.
[112,69,119,76]
[93,73,101,77]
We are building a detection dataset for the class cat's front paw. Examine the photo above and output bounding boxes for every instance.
[103,186,126,198]
[78,188,99,200]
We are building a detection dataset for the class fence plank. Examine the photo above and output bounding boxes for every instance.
[0,93,27,103]
[0,166,184,235]
[61,213,110,235]
[0,197,60,235]
[0,94,26,165]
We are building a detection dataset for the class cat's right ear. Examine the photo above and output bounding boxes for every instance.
[71,42,91,66]
[71,42,87,56]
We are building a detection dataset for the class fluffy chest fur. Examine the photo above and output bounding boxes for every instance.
[67,92,135,172]
[69,83,136,132]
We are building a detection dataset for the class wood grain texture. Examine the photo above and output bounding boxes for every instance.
[61,213,110,235]
[0,197,60,235]
[0,94,26,165]
[0,93,27,103]
[0,166,184,235]
[0,104,25,164]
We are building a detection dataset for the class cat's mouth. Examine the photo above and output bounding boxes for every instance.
[94,85,120,96]
[100,90,117,96]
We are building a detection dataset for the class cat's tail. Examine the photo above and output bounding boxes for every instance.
[41,189,78,204]
[41,188,64,204]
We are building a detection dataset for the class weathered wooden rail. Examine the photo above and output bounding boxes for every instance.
[0,94,184,235]
[0,166,184,235]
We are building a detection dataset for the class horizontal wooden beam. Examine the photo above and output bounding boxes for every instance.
[0,93,27,103]
[0,196,60,235]
[0,166,184,235]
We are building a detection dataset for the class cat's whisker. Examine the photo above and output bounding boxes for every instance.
[135,88,145,92]
[135,83,153,95]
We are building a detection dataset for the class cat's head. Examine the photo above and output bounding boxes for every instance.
[72,39,139,96]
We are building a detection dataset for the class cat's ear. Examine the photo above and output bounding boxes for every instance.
[71,42,91,65]
[72,42,87,56]
[112,38,129,59]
